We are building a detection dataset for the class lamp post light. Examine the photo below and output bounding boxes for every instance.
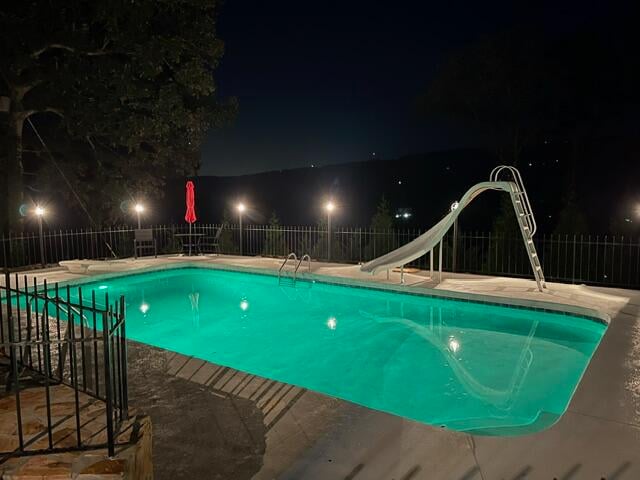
[34,206,46,267]
[237,203,246,256]
[134,203,145,229]
[325,201,335,261]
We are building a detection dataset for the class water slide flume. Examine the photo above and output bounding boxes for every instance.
[360,166,547,291]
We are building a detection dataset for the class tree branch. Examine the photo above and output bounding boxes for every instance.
[30,39,120,59]
[19,107,64,122]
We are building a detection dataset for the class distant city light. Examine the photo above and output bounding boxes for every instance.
[140,302,150,314]
[240,299,249,311]
[397,180,402,185]
[327,317,337,330]
[34,206,45,216]
[395,208,412,220]
[237,203,246,213]
[134,203,145,213]
[98,285,108,290]
[448,336,460,353]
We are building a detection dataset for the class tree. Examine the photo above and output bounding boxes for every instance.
[370,195,393,230]
[0,0,236,232]
[365,195,395,259]
[262,212,287,257]
[418,29,547,166]
[554,185,588,234]
[218,208,238,254]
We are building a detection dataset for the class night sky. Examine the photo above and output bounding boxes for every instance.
[201,0,614,176]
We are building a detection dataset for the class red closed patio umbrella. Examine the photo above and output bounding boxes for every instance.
[185,181,197,255]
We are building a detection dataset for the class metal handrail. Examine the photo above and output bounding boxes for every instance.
[295,254,311,277]
[490,165,537,235]
[29,294,91,327]
[278,253,298,281]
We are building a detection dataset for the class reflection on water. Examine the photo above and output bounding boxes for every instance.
[361,301,539,418]
[189,291,200,328]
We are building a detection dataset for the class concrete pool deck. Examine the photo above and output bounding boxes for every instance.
[4,254,640,479]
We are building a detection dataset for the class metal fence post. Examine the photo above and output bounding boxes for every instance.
[102,311,115,457]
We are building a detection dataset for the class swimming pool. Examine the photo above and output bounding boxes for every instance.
[69,267,606,435]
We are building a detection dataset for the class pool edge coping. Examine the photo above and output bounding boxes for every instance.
[52,259,610,325]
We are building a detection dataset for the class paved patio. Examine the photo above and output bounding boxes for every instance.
[5,254,640,479]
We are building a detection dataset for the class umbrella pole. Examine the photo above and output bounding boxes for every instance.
[189,222,192,256]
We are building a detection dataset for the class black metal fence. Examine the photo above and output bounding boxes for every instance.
[0,272,128,460]
[2,224,639,289]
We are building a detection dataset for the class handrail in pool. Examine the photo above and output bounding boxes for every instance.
[278,253,298,283]
[295,254,312,278]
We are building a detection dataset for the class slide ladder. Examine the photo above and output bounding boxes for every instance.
[491,166,546,291]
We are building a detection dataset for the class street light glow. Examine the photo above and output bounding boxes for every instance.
[237,203,246,213]
[325,201,335,212]
[34,206,45,216]
[134,203,145,213]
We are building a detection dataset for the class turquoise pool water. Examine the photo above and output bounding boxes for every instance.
[70,267,605,435]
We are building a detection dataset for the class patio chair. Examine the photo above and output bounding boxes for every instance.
[134,228,157,259]
[201,225,224,254]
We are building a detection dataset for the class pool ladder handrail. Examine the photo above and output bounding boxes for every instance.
[294,254,311,278]
[278,253,298,283]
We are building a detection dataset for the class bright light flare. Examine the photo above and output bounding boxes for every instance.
[448,336,460,353]
[325,201,335,212]
[240,299,249,311]
[34,206,45,216]
[139,302,150,314]
[134,203,145,213]
[450,201,459,212]
[237,203,246,213]
[327,316,337,330]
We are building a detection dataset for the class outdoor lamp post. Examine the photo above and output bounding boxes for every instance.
[34,206,45,267]
[325,201,335,261]
[134,203,145,229]
[237,203,246,255]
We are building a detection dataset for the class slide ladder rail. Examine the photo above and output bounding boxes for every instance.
[490,165,537,235]
[490,165,546,290]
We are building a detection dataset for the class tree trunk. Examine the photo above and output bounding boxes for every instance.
[3,112,25,234]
